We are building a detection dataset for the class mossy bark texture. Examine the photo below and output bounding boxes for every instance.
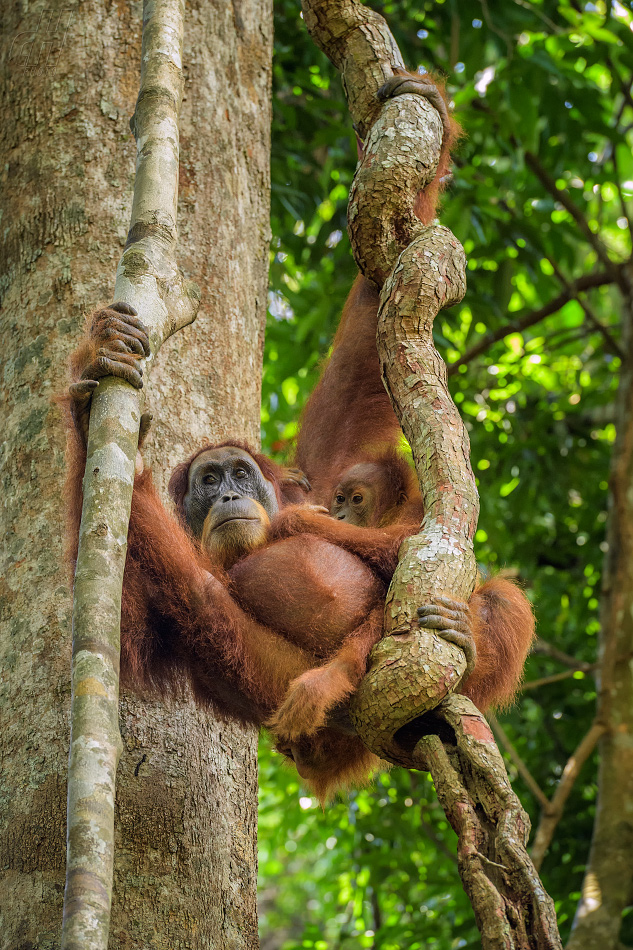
[414,696,562,950]
[302,2,562,946]
[301,0,475,759]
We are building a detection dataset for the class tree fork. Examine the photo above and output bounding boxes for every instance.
[413,696,562,950]
[61,2,199,947]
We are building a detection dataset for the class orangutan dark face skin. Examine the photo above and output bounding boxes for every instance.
[184,447,279,567]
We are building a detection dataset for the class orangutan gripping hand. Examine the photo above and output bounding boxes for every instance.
[418,596,477,677]
[69,303,150,443]
[377,71,451,138]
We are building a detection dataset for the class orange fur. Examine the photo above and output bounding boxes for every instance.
[465,577,535,709]
[63,369,388,799]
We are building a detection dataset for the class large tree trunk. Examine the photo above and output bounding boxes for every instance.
[567,281,633,949]
[0,1,271,946]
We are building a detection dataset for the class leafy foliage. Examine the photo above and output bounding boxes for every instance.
[259,1,632,946]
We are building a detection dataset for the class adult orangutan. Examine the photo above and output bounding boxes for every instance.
[65,292,528,800]
[66,303,480,799]
[64,71,533,798]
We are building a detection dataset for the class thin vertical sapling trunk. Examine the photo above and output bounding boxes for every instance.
[61,2,199,947]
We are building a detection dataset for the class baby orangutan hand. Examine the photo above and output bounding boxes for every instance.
[279,467,311,493]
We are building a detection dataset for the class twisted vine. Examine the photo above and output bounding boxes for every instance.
[301,2,562,946]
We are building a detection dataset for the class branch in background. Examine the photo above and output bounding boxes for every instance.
[447,269,617,374]
[449,12,460,70]
[419,804,460,865]
[408,770,460,864]
[370,884,383,931]
[524,151,622,285]
[532,638,595,672]
[522,668,598,692]
[542,326,595,353]
[487,712,550,811]
[606,53,633,123]
[479,0,513,58]
[490,705,603,872]
[546,256,625,360]
[512,0,561,33]
[578,298,624,359]
[530,722,605,871]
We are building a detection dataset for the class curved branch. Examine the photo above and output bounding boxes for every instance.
[301,0,404,138]
[62,2,199,948]
[524,151,621,285]
[530,722,605,871]
[415,696,563,950]
[448,269,617,374]
[302,3,561,947]
[488,712,550,811]
[303,1,474,752]
[351,227,476,755]
[348,95,443,284]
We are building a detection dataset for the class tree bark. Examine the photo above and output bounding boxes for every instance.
[301,3,561,946]
[413,697,562,950]
[567,273,633,950]
[301,0,475,744]
[0,1,271,946]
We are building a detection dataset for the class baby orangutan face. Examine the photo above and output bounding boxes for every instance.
[329,463,384,527]
[185,447,278,568]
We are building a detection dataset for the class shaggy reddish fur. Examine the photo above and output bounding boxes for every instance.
[270,499,534,710]
[466,578,535,710]
[294,277,394,505]
[63,385,384,798]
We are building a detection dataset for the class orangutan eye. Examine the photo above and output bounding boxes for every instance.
[203,474,217,485]
[335,494,345,504]
[235,468,248,479]
[352,494,363,504]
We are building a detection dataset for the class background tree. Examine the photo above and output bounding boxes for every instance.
[260,1,633,948]
[0,0,271,944]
